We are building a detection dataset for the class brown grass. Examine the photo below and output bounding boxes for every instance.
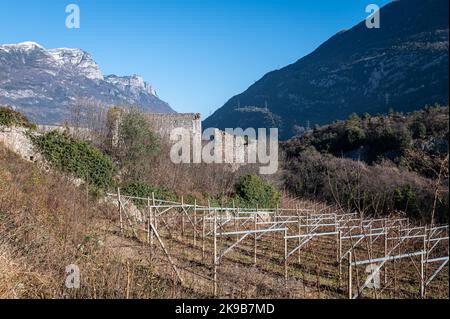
[1,142,448,299]
[0,144,179,299]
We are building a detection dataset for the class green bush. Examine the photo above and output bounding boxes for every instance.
[344,125,366,146]
[411,121,427,139]
[33,131,115,191]
[435,195,449,224]
[347,112,361,124]
[234,174,281,208]
[113,107,159,181]
[0,107,36,129]
[122,181,177,205]
[204,194,226,208]
[394,184,418,216]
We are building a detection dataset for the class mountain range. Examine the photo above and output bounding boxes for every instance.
[204,0,449,140]
[0,42,174,124]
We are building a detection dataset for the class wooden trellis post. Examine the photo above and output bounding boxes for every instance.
[149,219,184,285]
[306,211,310,250]
[394,224,401,296]
[348,251,353,299]
[213,209,218,297]
[181,196,185,238]
[254,206,258,265]
[118,188,123,233]
[297,206,301,264]
[234,201,239,244]
[421,229,426,298]
[273,205,278,255]
[193,199,197,246]
[420,248,425,299]
[338,230,342,285]
[147,198,151,245]
[384,218,388,285]
[202,207,206,261]
[284,228,288,282]
[152,192,157,231]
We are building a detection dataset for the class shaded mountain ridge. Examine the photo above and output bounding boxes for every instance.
[204,0,449,140]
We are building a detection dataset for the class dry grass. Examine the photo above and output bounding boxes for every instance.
[0,242,55,298]
[1,142,448,299]
[0,144,182,299]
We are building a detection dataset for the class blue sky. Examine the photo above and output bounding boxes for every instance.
[0,0,390,117]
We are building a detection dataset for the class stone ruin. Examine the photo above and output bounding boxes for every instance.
[144,113,202,140]
[108,109,202,147]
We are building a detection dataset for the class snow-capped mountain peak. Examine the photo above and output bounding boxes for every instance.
[0,41,44,52]
[0,42,174,124]
[105,74,158,96]
[47,47,103,80]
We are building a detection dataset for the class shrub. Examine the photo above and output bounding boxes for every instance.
[234,174,281,208]
[121,181,177,205]
[363,112,371,121]
[33,130,116,191]
[411,121,427,139]
[394,184,419,216]
[282,106,449,222]
[113,107,159,181]
[347,112,361,124]
[344,125,366,146]
[205,195,223,208]
[435,195,449,224]
[0,107,36,129]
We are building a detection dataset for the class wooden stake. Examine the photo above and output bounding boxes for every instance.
[421,229,426,298]
[338,230,342,285]
[284,228,288,282]
[202,210,206,261]
[181,196,185,238]
[236,210,239,243]
[193,199,197,246]
[254,210,257,265]
[336,232,341,265]
[118,188,123,233]
[152,192,157,231]
[147,210,150,245]
[273,205,278,251]
[150,220,184,285]
[297,206,301,264]
[126,260,131,299]
[213,209,218,297]
[306,211,309,250]
[348,251,353,299]
[384,218,388,285]
[420,250,425,299]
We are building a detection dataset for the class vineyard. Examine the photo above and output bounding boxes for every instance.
[109,190,449,299]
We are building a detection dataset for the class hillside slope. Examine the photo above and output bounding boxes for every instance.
[282,106,449,222]
[1,107,448,299]
[204,0,449,140]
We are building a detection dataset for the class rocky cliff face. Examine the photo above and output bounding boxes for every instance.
[204,0,449,140]
[0,42,174,124]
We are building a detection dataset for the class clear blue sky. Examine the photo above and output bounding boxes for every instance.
[0,0,390,117]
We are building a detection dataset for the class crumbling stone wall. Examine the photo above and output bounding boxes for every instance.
[144,113,201,139]
[0,126,42,163]
[108,110,201,147]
